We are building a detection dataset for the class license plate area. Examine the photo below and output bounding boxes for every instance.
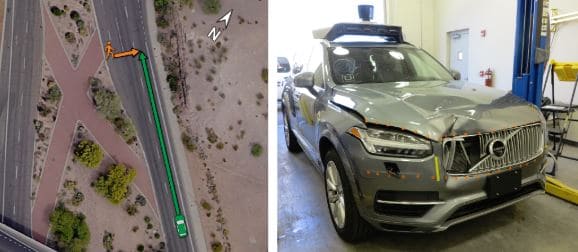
[485,169,522,199]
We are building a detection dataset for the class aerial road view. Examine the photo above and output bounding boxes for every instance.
[0,0,267,251]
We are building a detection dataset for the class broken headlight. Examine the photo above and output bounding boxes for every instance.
[348,127,432,158]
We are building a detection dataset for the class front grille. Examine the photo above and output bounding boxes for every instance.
[444,123,544,174]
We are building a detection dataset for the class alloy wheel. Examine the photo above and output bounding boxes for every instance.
[326,160,346,229]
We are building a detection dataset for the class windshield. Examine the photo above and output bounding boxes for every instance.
[328,46,453,84]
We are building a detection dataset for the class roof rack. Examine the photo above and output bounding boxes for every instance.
[313,23,404,43]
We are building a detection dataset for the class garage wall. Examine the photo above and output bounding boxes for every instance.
[434,0,518,90]
[386,0,437,55]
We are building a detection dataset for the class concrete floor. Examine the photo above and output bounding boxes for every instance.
[277,110,578,251]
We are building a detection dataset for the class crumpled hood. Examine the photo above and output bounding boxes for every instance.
[331,81,542,141]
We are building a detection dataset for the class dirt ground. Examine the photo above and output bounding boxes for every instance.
[44,0,95,67]
[161,0,268,251]
[54,122,166,251]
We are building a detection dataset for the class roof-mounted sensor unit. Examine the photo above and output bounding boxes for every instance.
[314,23,404,43]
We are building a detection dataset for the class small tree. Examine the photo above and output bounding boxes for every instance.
[49,204,90,251]
[74,140,103,168]
[94,163,137,204]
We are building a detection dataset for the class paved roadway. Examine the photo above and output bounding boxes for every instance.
[92,0,196,251]
[0,222,54,252]
[0,0,42,237]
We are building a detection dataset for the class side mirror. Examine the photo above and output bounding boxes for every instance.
[294,72,314,88]
[292,64,303,75]
[449,69,461,80]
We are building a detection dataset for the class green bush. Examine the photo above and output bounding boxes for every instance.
[202,0,221,14]
[167,74,179,92]
[113,117,136,143]
[94,163,137,204]
[69,10,80,21]
[137,244,145,252]
[45,83,62,104]
[49,204,90,251]
[154,0,170,14]
[74,140,103,168]
[50,6,64,16]
[93,87,122,120]
[126,203,138,216]
[181,133,197,152]
[156,16,170,28]
[251,143,263,157]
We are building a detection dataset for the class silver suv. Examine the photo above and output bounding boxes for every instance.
[281,23,548,242]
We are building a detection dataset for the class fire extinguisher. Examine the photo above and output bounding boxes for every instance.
[479,68,494,87]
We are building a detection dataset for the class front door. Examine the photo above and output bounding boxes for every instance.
[295,43,324,146]
[449,29,469,81]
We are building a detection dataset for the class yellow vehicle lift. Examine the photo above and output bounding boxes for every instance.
[546,176,578,205]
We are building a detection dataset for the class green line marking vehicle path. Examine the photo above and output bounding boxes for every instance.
[136,51,188,238]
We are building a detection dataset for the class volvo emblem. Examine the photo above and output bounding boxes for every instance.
[488,139,507,158]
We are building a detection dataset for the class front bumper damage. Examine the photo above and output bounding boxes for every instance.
[341,133,549,232]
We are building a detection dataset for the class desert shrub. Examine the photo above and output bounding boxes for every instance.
[154,0,170,14]
[202,0,221,14]
[144,216,151,223]
[50,6,64,16]
[251,143,263,157]
[73,140,103,168]
[93,87,122,120]
[137,244,144,252]
[49,204,90,251]
[261,68,268,83]
[156,16,169,28]
[45,83,62,104]
[63,180,77,190]
[146,223,153,229]
[135,194,147,206]
[76,19,85,31]
[102,231,114,251]
[113,117,136,143]
[167,74,179,92]
[64,32,76,43]
[206,128,218,143]
[94,163,137,204]
[126,203,138,216]
[211,241,223,252]
[181,133,197,152]
[69,10,80,21]
[71,191,84,206]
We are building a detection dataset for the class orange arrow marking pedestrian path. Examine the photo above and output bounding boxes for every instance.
[113,48,140,58]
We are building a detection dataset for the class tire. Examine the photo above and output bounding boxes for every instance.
[283,105,302,153]
[324,149,373,242]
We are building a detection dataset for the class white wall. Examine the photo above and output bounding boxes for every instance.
[434,0,518,90]
[387,0,437,54]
